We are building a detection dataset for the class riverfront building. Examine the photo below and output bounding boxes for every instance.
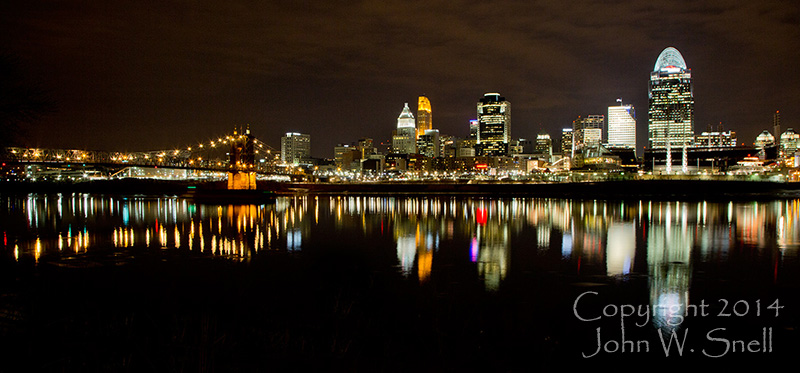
[755,130,776,149]
[696,130,736,147]
[780,128,800,163]
[755,130,777,160]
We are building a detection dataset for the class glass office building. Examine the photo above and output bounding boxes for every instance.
[648,47,694,149]
[608,100,636,150]
[476,93,511,156]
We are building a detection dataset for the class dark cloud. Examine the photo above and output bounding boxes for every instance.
[2,0,798,155]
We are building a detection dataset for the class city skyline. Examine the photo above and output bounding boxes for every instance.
[1,1,798,158]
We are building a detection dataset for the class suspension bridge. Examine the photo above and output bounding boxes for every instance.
[1,129,281,174]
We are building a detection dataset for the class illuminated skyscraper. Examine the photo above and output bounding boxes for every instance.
[416,96,432,138]
[469,119,479,140]
[476,93,511,156]
[535,133,553,159]
[417,129,440,158]
[561,128,573,155]
[572,115,604,152]
[397,102,415,129]
[780,128,799,161]
[648,47,694,149]
[281,132,311,165]
[607,99,636,150]
[392,103,417,154]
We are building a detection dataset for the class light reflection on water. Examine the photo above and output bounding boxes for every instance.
[3,193,800,330]
[4,194,311,261]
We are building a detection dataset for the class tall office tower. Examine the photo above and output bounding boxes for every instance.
[417,129,440,158]
[607,99,637,150]
[648,47,694,149]
[561,128,573,155]
[469,119,479,140]
[572,115,604,152]
[572,118,584,154]
[585,115,604,146]
[774,111,781,142]
[439,135,456,157]
[281,132,311,165]
[476,93,511,156]
[535,133,553,158]
[334,144,351,167]
[416,96,432,138]
[461,124,477,157]
[392,103,417,154]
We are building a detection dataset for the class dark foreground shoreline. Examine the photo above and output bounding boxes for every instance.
[3,178,800,200]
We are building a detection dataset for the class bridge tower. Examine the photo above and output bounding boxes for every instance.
[227,127,257,190]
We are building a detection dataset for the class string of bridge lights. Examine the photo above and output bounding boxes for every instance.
[183,133,279,168]
[5,130,280,171]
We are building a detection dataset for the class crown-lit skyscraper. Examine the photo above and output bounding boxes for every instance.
[607,99,636,150]
[392,103,417,154]
[648,47,694,149]
[476,93,511,156]
[416,96,432,138]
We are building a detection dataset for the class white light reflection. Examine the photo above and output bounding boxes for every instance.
[647,203,692,332]
[396,235,416,276]
[606,223,635,276]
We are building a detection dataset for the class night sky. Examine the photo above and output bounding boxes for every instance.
[2,0,798,157]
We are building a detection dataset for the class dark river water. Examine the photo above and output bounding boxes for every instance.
[1,193,799,370]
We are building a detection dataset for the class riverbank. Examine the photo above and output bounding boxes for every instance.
[283,179,800,200]
[3,178,800,200]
